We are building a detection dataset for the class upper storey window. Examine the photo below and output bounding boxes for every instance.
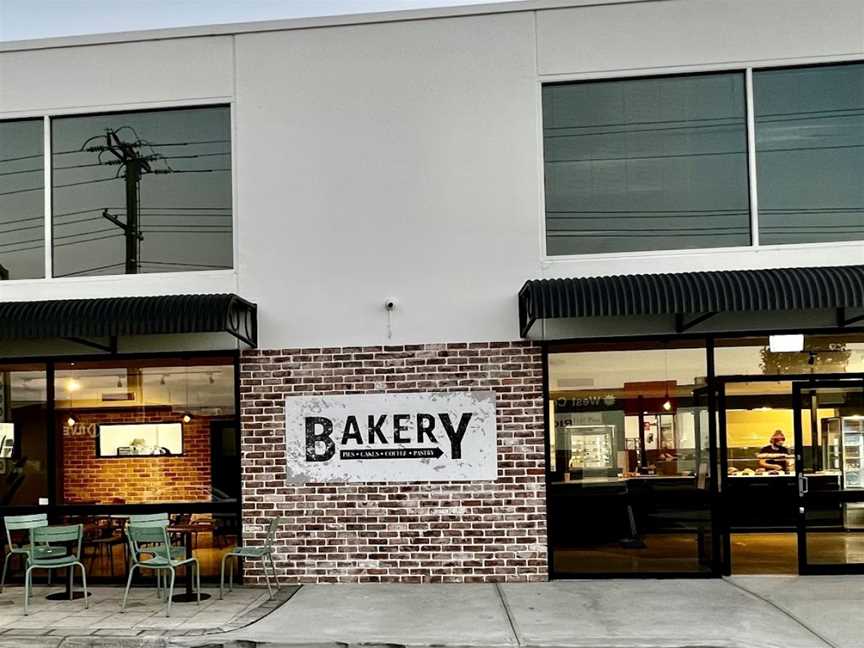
[754,63,864,245]
[51,106,232,277]
[543,73,751,255]
[543,62,864,256]
[0,119,45,279]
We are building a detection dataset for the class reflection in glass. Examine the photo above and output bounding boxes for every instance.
[755,63,864,245]
[55,357,237,504]
[0,119,44,279]
[547,342,712,574]
[51,106,232,277]
[715,334,864,377]
[0,364,48,506]
[800,385,864,569]
[543,73,750,255]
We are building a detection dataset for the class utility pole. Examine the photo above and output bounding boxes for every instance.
[90,130,154,274]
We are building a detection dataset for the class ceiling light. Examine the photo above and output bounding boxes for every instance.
[182,413,192,424]
[66,416,76,427]
[662,400,672,411]
[66,378,81,393]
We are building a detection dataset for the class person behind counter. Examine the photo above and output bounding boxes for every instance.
[757,430,793,472]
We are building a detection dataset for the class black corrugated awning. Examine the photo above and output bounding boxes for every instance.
[519,265,864,337]
[0,293,257,349]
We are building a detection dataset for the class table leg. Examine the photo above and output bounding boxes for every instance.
[171,531,210,603]
[185,532,193,597]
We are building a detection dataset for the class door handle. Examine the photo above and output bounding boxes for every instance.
[798,474,809,496]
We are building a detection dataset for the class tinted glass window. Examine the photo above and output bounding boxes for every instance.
[0,119,44,279]
[0,364,49,506]
[755,63,864,245]
[51,106,232,277]
[546,342,713,575]
[55,357,237,504]
[543,73,751,255]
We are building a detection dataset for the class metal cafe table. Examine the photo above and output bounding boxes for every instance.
[166,522,211,602]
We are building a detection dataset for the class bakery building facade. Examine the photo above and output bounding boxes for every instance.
[0,0,863,584]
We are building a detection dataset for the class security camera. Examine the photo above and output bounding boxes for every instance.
[384,298,398,311]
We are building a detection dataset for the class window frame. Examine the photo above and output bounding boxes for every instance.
[538,56,864,262]
[0,98,236,281]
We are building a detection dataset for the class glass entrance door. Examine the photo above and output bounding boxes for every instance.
[794,379,864,574]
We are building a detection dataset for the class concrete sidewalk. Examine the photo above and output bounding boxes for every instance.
[5,577,859,647]
[184,577,859,648]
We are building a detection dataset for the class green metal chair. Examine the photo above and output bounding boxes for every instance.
[220,517,285,600]
[25,524,88,615]
[2,514,66,593]
[126,513,185,597]
[122,521,200,617]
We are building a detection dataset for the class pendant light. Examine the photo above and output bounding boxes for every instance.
[661,346,673,411]
[182,367,192,424]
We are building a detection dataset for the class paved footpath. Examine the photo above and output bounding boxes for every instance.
[171,576,861,648]
[6,577,862,647]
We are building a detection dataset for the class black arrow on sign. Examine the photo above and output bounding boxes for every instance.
[340,447,444,460]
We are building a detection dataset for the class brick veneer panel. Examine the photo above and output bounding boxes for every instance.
[240,341,547,584]
[60,408,213,504]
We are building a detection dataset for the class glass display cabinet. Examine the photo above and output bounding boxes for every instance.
[565,424,617,479]
[822,416,864,488]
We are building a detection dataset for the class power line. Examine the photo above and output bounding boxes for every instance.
[0,215,45,225]
[138,206,231,210]
[53,215,106,227]
[54,227,120,241]
[143,229,231,234]
[54,207,110,218]
[159,152,230,161]
[153,168,230,174]
[146,139,230,148]
[0,232,122,255]
[54,262,126,277]
[56,233,122,248]
[0,184,44,197]
[0,223,44,235]
[0,166,42,177]
[140,260,231,269]
[0,152,43,164]
[55,176,123,190]
[140,223,232,229]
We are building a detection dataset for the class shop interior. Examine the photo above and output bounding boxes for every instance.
[547,334,864,577]
[0,355,240,582]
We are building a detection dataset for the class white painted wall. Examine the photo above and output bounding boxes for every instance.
[233,12,540,347]
[1,0,863,351]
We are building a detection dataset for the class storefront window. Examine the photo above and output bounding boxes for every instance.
[547,341,713,575]
[0,364,49,506]
[0,119,45,279]
[51,105,232,277]
[54,357,237,505]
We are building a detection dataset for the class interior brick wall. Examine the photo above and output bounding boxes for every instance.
[60,408,213,504]
[240,341,547,584]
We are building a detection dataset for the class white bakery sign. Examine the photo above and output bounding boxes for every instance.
[284,391,497,483]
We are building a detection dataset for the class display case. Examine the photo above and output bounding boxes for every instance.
[822,416,864,488]
[565,424,617,479]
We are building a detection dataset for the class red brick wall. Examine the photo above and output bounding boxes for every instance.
[240,341,547,584]
[60,408,213,504]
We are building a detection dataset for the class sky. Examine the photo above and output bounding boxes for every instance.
[0,0,519,42]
